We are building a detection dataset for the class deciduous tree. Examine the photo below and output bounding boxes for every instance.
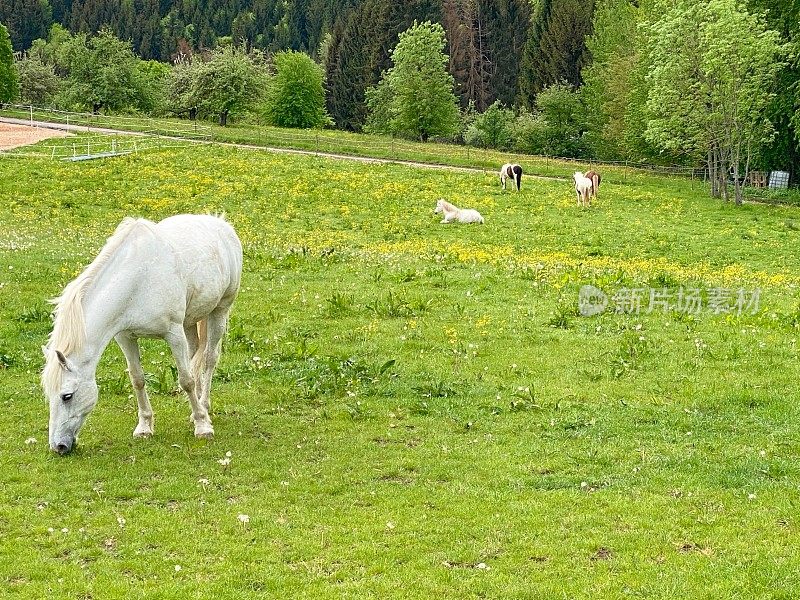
[263,50,331,128]
[512,82,588,157]
[0,22,17,103]
[464,100,514,149]
[645,0,786,204]
[365,21,460,141]
[190,46,266,126]
[58,29,147,113]
[579,0,638,160]
[15,54,59,105]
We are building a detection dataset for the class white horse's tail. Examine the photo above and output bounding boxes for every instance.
[190,319,208,386]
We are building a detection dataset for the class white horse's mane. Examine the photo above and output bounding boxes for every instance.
[437,199,458,212]
[42,217,154,393]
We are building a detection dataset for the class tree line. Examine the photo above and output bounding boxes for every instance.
[0,0,797,202]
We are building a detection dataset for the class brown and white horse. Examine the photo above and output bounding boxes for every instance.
[500,163,523,191]
[584,170,601,199]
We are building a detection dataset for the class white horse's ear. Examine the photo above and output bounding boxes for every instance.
[55,350,73,372]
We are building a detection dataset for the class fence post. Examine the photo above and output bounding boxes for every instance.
[29,105,33,126]
[316,131,319,155]
[624,159,628,182]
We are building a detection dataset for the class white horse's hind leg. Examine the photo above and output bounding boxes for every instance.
[187,321,206,401]
[199,308,230,413]
[165,325,214,439]
[115,333,154,438]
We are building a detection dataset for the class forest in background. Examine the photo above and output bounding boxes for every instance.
[0,0,798,179]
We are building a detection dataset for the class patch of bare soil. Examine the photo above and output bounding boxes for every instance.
[0,123,70,150]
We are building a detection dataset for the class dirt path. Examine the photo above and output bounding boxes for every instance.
[0,122,71,150]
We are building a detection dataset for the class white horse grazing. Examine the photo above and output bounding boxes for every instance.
[573,172,593,208]
[500,163,523,191]
[434,199,484,224]
[42,214,243,455]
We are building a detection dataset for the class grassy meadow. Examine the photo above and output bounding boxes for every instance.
[3,143,800,598]
[0,106,699,186]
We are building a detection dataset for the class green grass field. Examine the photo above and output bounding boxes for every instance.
[3,143,800,598]
[0,106,698,186]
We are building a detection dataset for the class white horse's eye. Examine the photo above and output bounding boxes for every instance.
[61,393,74,402]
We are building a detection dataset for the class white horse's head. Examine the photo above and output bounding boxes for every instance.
[42,347,99,455]
[574,171,584,182]
[434,199,445,214]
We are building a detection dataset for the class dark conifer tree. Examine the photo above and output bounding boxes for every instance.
[285,0,308,50]
[326,0,389,130]
[0,0,53,49]
[518,0,593,108]
[50,0,70,24]
[480,0,530,107]
[442,0,490,109]
[326,0,442,130]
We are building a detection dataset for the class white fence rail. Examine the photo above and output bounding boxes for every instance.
[0,104,212,161]
[0,104,212,140]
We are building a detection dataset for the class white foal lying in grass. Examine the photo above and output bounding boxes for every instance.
[434,199,485,224]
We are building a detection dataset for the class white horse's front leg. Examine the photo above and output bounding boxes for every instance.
[115,333,154,438]
[165,325,214,439]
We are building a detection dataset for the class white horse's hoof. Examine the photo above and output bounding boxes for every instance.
[133,425,153,438]
[194,424,214,440]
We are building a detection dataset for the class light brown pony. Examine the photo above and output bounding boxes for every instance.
[584,170,601,200]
